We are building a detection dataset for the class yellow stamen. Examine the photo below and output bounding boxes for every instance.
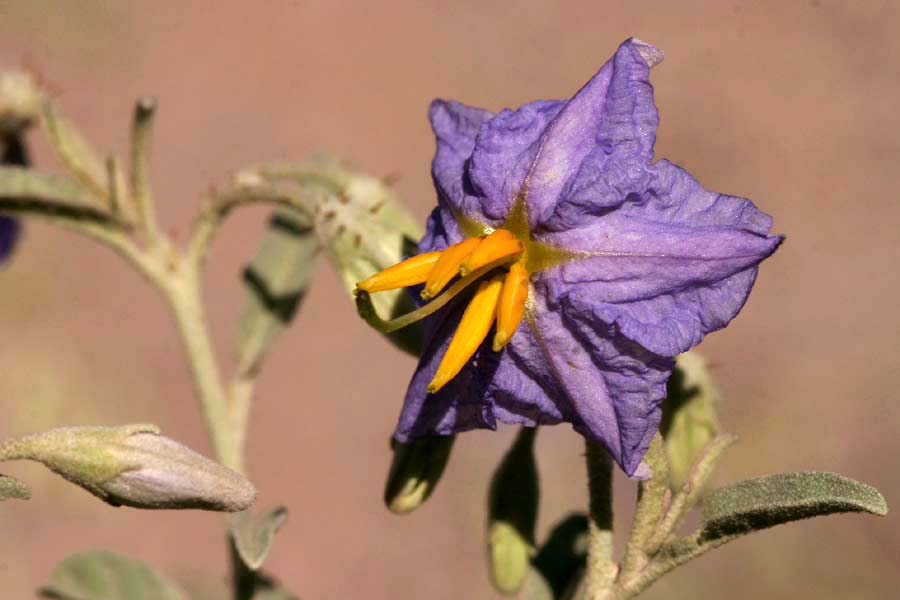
[459,229,524,276]
[421,237,482,300]
[427,273,504,394]
[356,251,441,293]
[493,262,529,351]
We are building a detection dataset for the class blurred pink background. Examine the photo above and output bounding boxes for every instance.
[1,2,898,598]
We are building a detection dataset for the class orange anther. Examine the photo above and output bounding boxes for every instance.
[427,273,504,393]
[421,237,482,300]
[459,229,523,276]
[356,251,441,293]
[493,262,529,351]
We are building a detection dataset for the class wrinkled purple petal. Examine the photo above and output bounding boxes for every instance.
[519,288,672,475]
[467,100,564,221]
[396,299,498,440]
[0,216,20,264]
[523,38,660,228]
[428,100,494,225]
[539,160,783,356]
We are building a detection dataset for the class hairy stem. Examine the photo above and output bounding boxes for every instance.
[157,256,245,472]
[584,440,616,599]
[618,434,668,584]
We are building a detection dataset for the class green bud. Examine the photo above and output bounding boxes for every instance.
[487,427,539,594]
[0,424,255,511]
[384,436,454,514]
[661,352,721,490]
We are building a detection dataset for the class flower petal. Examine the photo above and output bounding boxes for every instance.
[467,99,564,220]
[540,160,783,356]
[524,38,661,228]
[0,216,20,264]
[428,100,495,224]
[518,288,672,475]
[395,300,498,440]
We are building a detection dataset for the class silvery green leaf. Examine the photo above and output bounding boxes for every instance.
[660,352,720,490]
[488,427,539,594]
[240,159,424,357]
[0,166,121,229]
[230,540,298,600]
[529,514,588,600]
[310,169,422,355]
[0,473,30,501]
[231,506,289,571]
[700,471,888,541]
[236,209,319,375]
[40,550,188,600]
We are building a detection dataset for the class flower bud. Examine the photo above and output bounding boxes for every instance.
[1,424,255,511]
[487,427,538,594]
[0,70,43,133]
[384,435,454,514]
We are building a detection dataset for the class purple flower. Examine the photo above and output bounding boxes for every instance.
[0,216,20,264]
[357,38,782,476]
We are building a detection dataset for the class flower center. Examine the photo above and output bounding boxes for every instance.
[354,195,578,394]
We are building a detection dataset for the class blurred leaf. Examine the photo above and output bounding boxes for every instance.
[40,550,188,600]
[238,160,424,365]
[701,471,888,541]
[384,435,454,514]
[231,506,289,571]
[530,514,588,600]
[660,352,720,490]
[0,166,120,228]
[230,537,298,600]
[41,100,108,198]
[251,583,297,600]
[237,209,319,375]
[488,427,539,594]
[313,169,423,355]
[0,473,30,501]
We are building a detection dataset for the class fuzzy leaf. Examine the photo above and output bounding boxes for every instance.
[660,352,720,490]
[40,551,188,600]
[237,209,319,375]
[231,506,289,571]
[701,471,888,540]
[0,473,30,501]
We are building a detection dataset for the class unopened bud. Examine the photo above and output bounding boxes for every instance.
[0,424,255,511]
[487,427,539,594]
[0,70,43,134]
[384,435,454,514]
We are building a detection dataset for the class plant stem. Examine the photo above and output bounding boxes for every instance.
[159,257,245,473]
[584,439,616,599]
